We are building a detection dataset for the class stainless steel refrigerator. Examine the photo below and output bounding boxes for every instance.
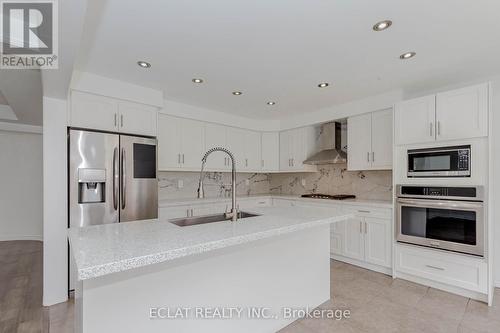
[68,129,158,289]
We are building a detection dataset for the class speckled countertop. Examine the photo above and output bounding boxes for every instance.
[159,194,392,209]
[68,206,352,281]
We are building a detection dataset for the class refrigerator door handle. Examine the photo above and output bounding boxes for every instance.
[121,148,126,209]
[113,147,119,210]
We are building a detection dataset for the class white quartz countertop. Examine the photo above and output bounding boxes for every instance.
[159,194,392,209]
[68,206,352,281]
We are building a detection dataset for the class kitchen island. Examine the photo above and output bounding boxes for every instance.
[68,206,352,333]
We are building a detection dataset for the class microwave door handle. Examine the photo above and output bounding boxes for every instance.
[121,148,126,210]
[113,147,119,210]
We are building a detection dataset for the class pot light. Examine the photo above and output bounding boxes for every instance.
[192,78,204,83]
[232,91,242,95]
[137,61,151,68]
[373,20,392,31]
[318,82,329,88]
[399,52,416,60]
[267,101,276,106]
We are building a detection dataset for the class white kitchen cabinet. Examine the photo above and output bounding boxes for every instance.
[330,221,345,256]
[157,114,205,170]
[347,113,372,170]
[394,83,489,145]
[118,100,157,136]
[226,127,262,172]
[279,127,316,172]
[394,95,436,145]
[204,123,229,170]
[348,109,392,171]
[70,90,119,132]
[70,90,158,136]
[364,216,391,268]
[343,216,365,261]
[435,83,488,141]
[244,130,262,171]
[261,132,279,171]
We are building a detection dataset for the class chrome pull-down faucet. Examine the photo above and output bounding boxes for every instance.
[197,147,238,222]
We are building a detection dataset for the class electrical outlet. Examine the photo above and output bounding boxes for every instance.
[245,179,250,186]
[301,179,306,187]
[177,180,184,189]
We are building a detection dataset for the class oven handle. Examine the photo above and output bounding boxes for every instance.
[396,198,483,210]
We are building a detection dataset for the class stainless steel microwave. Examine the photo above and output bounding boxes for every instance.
[407,145,471,178]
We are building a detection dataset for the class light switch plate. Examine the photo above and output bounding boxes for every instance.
[177,180,184,189]
[245,179,250,186]
[301,179,306,187]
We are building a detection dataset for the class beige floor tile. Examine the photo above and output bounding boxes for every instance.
[460,299,500,333]
[416,288,469,320]
[377,278,429,307]
[277,321,315,333]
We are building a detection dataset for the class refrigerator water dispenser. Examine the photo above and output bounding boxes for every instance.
[78,168,106,203]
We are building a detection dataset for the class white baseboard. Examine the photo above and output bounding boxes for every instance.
[330,254,392,276]
[0,235,43,242]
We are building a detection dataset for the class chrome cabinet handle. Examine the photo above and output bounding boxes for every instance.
[245,158,248,167]
[367,152,370,163]
[120,114,124,128]
[359,221,363,233]
[437,121,441,136]
[186,209,190,217]
[430,122,433,137]
[425,264,444,271]
[358,210,370,213]
[364,222,367,234]
[114,113,117,127]
[121,148,126,209]
[182,154,185,164]
[112,147,119,210]
[178,154,181,164]
[371,152,375,162]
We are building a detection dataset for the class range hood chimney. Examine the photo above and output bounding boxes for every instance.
[303,122,347,165]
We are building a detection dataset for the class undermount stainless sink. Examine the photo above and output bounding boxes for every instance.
[169,211,260,227]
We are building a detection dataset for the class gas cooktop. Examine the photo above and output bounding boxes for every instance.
[300,194,356,200]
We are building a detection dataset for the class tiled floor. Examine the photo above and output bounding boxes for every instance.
[2,240,500,333]
[279,260,500,333]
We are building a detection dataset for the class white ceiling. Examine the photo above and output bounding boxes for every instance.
[0,69,43,125]
[74,0,500,119]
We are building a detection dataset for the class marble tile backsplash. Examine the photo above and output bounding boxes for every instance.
[158,164,392,201]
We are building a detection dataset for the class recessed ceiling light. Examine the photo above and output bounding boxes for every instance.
[373,20,392,31]
[192,78,204,83]
[267,101,276,106]
[318,82,329,88]
[399,52,416,60]
[232,91,242,95]
[137,61,151,68]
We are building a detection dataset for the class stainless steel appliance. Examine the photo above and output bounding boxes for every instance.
[68,129,158,289]
[396,185,484,256]
[407,145,471,178]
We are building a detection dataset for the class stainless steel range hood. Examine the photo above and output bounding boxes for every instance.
[303,122,347,165]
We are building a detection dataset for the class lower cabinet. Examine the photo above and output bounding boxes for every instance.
[331,206,392,270]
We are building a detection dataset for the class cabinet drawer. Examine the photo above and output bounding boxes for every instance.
[342,205,391,219]
[395,245,487,293]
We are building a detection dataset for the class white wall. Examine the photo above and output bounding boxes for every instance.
[43,97,68,306]
[0,128,43,241]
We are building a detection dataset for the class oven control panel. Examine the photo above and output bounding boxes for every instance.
[458,149,469,170]
[397,185,482,201]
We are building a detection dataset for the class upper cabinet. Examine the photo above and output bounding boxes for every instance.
[158,114,205,170]
[395,83,489,145]
[70,90,158,136]
[204,123,229,170]
[348,109,393,171]
[279,127,316,172]
[261,132,279,171]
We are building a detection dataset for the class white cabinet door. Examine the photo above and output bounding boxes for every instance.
[118,101,157,136]
[347,113,372,170]
[279,130,293,171]
[244,130,261,171]
[180,118,205,169]
[394,95,436,145]
[70,91,119,132]
[436,83,488,141]
[343,216,365,261]
[226,127,247,170]
[261,132,279,171]
[364,217,391,268]
[204,123,228,170]
[371,109,393,170]
[290,128,304,170]
[157,114,181,169]
[330,221,345,256]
